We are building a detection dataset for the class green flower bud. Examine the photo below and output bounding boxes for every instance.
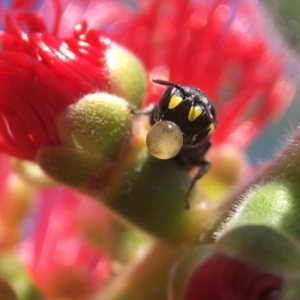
[37,93,133,187]
[218,179,300,239]
[215,225,300,276]
[106,44,147,108]
[198,143,247,201]
[214,225,300,299]
[58,93,133,157]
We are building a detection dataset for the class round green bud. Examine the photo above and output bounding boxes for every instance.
[215,225,300,276]
[106,44,147,108]
[57,93,132,159]
[37,93,133,187]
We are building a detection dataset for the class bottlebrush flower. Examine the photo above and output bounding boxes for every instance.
[0,0,298,299]
[0,0,147,161]
[103,0,295,150]
[0,0,295,243]
[0,0,294,160]
[170,225,300,299]
[184,253,283,300]
[63,0,295,241]
[18,187,110,299]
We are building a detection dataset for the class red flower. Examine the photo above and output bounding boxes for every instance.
[0,0,295,160]
[104,0,295,149]
[184,253,283,300]
[0,2,112,160]
[18,187,110,299]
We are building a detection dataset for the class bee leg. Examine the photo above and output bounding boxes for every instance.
[129,104,152,115]
[184,160,210,209]
[129,104,160,124]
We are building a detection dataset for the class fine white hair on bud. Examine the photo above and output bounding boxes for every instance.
[146,121,183,159]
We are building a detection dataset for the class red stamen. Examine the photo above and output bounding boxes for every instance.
[0,10,111,160]
[106,0,294,149]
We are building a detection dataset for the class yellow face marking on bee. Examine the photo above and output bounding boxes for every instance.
[188,106,203,121]
[168,95,183,109]
[208,122,216,135]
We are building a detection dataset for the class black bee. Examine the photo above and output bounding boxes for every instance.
[133,79,217,209]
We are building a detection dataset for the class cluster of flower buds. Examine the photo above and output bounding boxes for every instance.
[0,0,299,299]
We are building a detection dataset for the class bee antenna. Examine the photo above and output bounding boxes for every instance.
[152,79,186,95]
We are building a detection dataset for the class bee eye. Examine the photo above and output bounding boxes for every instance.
[146,121,183,159]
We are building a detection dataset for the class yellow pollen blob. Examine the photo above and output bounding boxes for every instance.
[146,121,183,159]
[168,95,183,109]
[188,106,203,121]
